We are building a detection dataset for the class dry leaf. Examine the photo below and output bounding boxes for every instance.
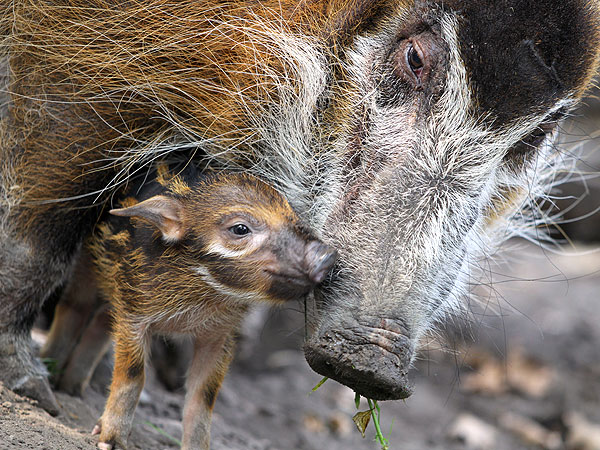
[506,349,553,398]
[352,410,372,438]
[303,413,326,434]
[328,412,352,436]
[461,347,553,398]
[462,359,506,395]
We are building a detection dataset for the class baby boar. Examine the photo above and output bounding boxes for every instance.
[78,166,336,450]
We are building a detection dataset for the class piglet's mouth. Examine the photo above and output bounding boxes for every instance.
[266,270,314,286]
[265,270,316,300]
[304,317,414,400]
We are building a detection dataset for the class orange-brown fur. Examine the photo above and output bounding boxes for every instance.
[1,0,337,222]
[0,0,417,230]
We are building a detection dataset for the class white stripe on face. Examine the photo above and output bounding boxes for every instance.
[205,242,249,259]
[192,265,265,303]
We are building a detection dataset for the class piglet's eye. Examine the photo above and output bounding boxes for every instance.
[229,224,250,236]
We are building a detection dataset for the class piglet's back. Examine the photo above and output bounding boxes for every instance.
[87,164,204,324]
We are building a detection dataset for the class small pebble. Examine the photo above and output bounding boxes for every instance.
[327,412,352,436]
[448,413,497,450]
[303,413,326,433]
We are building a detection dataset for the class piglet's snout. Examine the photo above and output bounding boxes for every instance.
[304,241,337,284]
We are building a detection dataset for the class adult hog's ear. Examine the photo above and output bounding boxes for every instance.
[110,195,185,243]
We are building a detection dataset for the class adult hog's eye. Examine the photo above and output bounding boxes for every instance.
[229,224,250,236]
[508,119,559,156]
[407,43,424,77]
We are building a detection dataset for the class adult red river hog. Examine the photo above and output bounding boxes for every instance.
[0,0,598,416]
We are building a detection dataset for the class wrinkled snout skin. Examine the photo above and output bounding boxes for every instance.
[305,314,414,400]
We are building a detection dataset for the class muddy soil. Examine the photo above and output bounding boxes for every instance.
[2,240,600,450]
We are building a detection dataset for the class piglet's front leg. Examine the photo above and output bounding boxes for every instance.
[93,327,147,450]
[181,333,235,450]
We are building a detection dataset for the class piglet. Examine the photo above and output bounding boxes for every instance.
[87,167,336,449]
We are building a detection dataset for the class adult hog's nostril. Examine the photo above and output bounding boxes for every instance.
[304,317,414,400]
[304,241,337,284]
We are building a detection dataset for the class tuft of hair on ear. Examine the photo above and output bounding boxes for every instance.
[110,195,186,243]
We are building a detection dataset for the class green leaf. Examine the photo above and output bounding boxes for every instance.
[311,376,328,393]
[355,392,361,409]
[41,357,62,377]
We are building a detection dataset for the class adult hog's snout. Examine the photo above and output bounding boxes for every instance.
[303,241,337,284]
[304,314,414,401]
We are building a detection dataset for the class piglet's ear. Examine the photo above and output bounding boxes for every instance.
[110,195,185,243]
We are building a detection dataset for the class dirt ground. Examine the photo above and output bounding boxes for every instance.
[2,240,600,450]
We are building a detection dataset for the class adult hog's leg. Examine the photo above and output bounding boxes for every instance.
[181,334,234,450]
[0,139,82,415]
[0,92,118,413]
[94,326,147,450]
[58,303,112,396]
[0,228,67,416]
[0,181,99,413]
[41,247,100,385]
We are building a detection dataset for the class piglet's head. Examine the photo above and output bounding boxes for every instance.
[110,173,337,303]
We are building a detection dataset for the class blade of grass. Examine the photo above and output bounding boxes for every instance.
[310,376,329,393]
[143,420,182,446]
[367,399,389,450]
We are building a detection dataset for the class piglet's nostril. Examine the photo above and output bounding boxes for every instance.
[304,242,337,284]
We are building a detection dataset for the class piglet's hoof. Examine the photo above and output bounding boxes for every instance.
[92,421,120,450]
[91,423,102,435]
